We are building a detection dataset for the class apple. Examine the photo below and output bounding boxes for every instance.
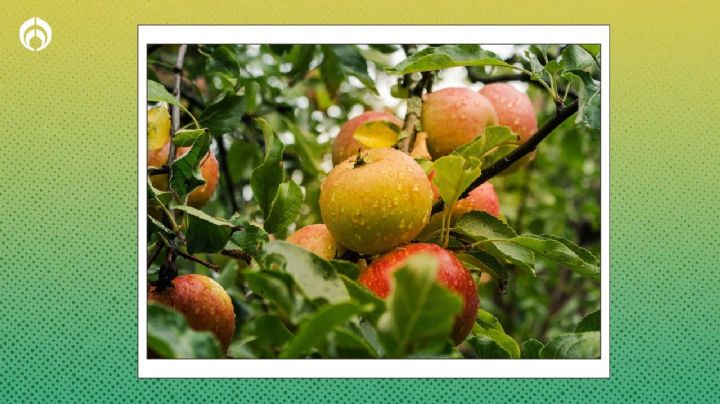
[453,182,501,219]
[148,274,235,350]
[147,144,219,209]
[358,243,479,344]
[331,111,403,165]
[177,147,219,208]
[479,83,538,168]
[287,224,341,260]
[147,105,170,151]
[479,83,537,141]
[421,87,498,158]
[320,148,433,255]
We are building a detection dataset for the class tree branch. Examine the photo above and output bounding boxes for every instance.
[432,99,579,213]
[167,44,188,167]
[467,70,577,100]
[175,249,220,272]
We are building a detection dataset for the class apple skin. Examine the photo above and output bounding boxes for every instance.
[421,87,498,158]
[148,105,171,151]
[479,83,537,141]
[287,224,340,260]
[320,148,433,255]
[331,111,403,165]
[479,83,538,168]
[358,243,479,344]
[148,274,235,351]
[453,182,501,219]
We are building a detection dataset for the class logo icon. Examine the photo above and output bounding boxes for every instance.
[19,17,52,52]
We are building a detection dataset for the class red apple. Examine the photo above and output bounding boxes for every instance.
[479,83,538,168]
[148,274,235,351]
[358,243,479,344]
[421,87,498,158]
[287,224,341,260]
[331,111,403,165]
[453,182,501,219]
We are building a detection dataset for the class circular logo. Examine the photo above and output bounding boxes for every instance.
[19,17,52,52]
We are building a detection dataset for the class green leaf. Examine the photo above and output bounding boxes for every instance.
[250,118,285,217]
[227,218,269,256]
[475,308,505,332]
[575,309,601,333]
[563,70,600,136]
[169,132,210,199]
[580,44,601,58]
[377,255,463,358]
[320,47,344,96]
[199,94,246,137]
[280,302,361,358]
[543,234,600,267]
[321,45,378,95]
[248,314,294,347]
[263,241,350,303]
[455,212,535,275]
[460,250,509,292]
[471,324,520,359]
[562,45,597,73]
[511,235,600,280]
[540,331,600,359]
[147,178,172,205]
[333,326,379,358]
[452,125,520,169]
[147,80,178,105]
[284,119,323,176]
[172,128,209,147]
[173,204,235,254]
[331,260,361,279]
[147,303,222,359]
[369,44,399,54]
[245,270,294,317]
[521,339,544,359]
[263,181,304,234]
[340,275,385,322]
[386,45,512,75]
[431,155,482,207]
[288,45,316,80]
[147,214,172,237]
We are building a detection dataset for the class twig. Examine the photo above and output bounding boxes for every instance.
[221,249,252,263]
[167,44,188,167]
[216,135,240,213]
[147,167,169,175]
[155,45,187,288]
[432,99,579,214]
[175,249,220,272]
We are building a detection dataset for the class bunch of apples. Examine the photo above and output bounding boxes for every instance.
[290,83,537,343]
[146,105,234,352]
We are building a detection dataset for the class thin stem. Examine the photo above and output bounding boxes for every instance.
[176,250,220,272]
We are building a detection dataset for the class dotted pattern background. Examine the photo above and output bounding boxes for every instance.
[1,2,719,402]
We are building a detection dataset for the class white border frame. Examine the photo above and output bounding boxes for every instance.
[138,25,610,379]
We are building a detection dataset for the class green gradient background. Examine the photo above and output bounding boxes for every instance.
[1,1,718,402]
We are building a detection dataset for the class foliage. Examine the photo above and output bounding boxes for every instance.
[146,44,601,359]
